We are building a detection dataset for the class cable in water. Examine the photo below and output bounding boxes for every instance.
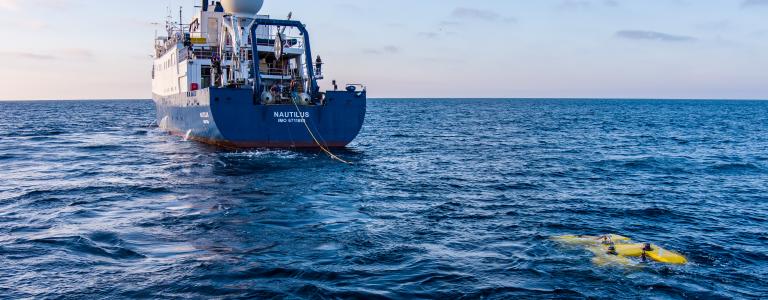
[291,100,351,164]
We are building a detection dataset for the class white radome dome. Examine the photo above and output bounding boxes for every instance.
[219,0,264,16]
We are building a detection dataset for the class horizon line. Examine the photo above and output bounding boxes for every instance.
[1,97,767,102]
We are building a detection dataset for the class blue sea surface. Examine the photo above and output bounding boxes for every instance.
[0,99,766,299]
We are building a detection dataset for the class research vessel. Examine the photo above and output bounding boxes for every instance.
[152,0,366,148]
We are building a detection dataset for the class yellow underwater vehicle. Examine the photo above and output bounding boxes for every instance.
[552,234,688,266]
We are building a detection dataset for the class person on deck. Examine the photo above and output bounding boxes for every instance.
[315,56,323,77]
[289,80,300,102]
[270,84,279,98]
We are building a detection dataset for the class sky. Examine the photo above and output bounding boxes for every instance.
[0,0,766,100]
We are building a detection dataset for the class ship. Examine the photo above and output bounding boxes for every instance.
[152,0,366,148]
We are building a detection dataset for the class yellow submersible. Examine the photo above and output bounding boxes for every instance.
[552,234,688,266]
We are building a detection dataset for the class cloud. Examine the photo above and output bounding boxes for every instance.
[452,7,500,20]
[0,0,73,11]
[60,48,94,60]
[362,46,399,55]
[694,20,733,32]
[422,23,460,40]
[742,0,768,7]
[417,32,439,39]
[451,8,516,23]
[0,19,48,30]
[556,0,619,10]
[439,21,461,27]
[386,23,406,28]
[0,52,56,60]
[615,30,697,42]
[0,48,94,61]
[753,30,768,37]
[426,7,515,39]
[382,46,399,53]
[557,0,592,10]
[0,0,18,11]
[335,3,361,11]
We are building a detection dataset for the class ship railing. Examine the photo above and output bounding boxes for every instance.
[196,33,303,48]
[189,48,216,60]
[183,47,260,62]
[260,66,292,76]
[173,35,304,61]
[252,34,304,49]
[177,50,188,62]
[263,68,284,76]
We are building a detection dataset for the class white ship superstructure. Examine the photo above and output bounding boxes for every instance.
[152,0,316,103]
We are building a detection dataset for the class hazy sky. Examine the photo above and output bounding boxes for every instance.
[0,0,766,100]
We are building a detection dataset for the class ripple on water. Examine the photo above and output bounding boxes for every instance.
[706,162,764,175]
[76,144,125,151]
[0,99,767,298]
[25,234,146,260]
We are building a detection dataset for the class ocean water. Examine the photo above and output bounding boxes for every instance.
[0,99,766,299]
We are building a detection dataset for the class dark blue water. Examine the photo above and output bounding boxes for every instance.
[0,99,766,299]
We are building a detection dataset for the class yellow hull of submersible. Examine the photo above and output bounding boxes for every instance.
[552,235,688,265]
[609,243,687,264]
[588,247,633,266]
[551,234,631,246]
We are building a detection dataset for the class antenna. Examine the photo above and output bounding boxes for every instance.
[280,12,293,35]
[179,6,183,29]
[165,6,172,34]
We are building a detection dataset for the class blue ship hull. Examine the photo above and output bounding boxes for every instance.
[153,87,366,148]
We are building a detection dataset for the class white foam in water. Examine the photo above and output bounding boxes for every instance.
[158,116,169,130]
[215,158,227,167]
[223,150,303,160]
[315,243,342,251]
[166,204,193,211]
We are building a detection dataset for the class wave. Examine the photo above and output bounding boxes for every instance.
[706,163,763,174]
[489,182,544,191]
[8,185,172,205]
[2,99,768,298]
[1,129,68,137]
[76,144,124,151]
[27,233,145,260]
[351,245,428,265]
[590,156,696,174]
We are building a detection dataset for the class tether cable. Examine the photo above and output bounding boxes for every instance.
[291,100,351,164]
